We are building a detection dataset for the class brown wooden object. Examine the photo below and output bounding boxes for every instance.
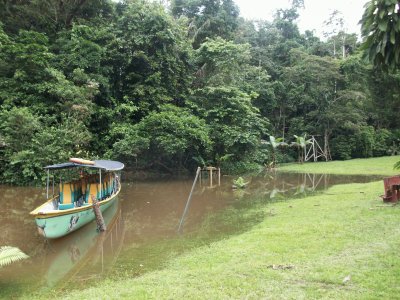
[92,195,106,231]
[381,176,400,203]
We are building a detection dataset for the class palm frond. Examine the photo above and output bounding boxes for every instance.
[0,246,29,268]
[394,160,400,170]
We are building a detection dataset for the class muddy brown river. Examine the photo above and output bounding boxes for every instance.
[0,172,381,297]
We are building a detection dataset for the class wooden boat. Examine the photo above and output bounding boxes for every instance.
[30,159,124,239]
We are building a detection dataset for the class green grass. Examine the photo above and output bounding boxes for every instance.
[279,155,400,175]
[25,156,400,299]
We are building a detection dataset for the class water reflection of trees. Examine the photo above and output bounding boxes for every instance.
[0,185,44,255]
[247,172,331,200]
[234,171,381,201]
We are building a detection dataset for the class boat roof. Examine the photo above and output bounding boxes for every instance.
[44,160,124,171]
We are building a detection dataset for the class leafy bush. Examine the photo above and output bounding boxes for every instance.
[373,128,393,157]
[331,135,356,160]
[232,177,249,189]
[0,109,91,184]
[357,126,375,158]
[111,105,211,172]
[221,160,262,175]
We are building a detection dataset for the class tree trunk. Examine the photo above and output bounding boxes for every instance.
[333,39,336,57]
[92,196,106,232]
[342,35,346,59]
[324,129,331,161]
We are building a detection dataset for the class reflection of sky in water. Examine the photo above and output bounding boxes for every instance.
[0,171,382,296]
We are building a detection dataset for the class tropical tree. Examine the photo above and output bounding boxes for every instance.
[291,134,311,163]
[111,104,211,173]
[109,0,193,118]
[171,0,240,48]
[360,0,400,70]
[262,136,287,168]
[191,37,269,171]
[360,0,400,169]
[323,9,349,59]
[0,0,114,38]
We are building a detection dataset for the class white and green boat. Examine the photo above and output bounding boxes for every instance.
[30,158,124,239]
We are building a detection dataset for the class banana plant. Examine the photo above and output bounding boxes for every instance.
[291,134,312,163]
[232,176,249,189]
[262,136,288,168]
[0,246,28,268]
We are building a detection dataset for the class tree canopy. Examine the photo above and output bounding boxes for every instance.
[0,0,399,184]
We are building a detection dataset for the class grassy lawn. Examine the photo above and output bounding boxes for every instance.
[31,157,400,299]
[279,155,400,176]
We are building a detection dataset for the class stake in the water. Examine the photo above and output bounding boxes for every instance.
[178,167,201,233]
[199,166,221,187]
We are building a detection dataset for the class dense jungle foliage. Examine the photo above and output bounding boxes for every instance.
[1,0,400,184]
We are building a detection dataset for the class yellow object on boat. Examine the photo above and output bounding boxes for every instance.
[69,158,95,165]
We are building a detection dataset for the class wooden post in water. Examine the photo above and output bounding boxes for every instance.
[199,169,202,186]
[92,195,106,232]
[209,167,213,187]
[218,167,221,186]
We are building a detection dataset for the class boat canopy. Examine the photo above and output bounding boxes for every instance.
[44,160,124,171]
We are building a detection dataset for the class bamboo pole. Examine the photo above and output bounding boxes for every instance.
[178,167,201,233]
[199,169,202,186]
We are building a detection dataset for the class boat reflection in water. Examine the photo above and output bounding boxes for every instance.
[41,199,124,288]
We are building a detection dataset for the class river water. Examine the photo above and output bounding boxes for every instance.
[0,171,381,297]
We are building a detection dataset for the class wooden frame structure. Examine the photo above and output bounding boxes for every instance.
[199,166,221,188]
[305,135,331,162]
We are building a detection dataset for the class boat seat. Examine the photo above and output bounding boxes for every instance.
[109,173,115,194]
[85,182,100,204]
[73,180,86,207]
[110,174,115,194]
[103,173,111,197]
[59,183,75,210]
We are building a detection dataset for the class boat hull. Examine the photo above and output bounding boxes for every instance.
[44,199,122,287]
[34,197,117,239]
